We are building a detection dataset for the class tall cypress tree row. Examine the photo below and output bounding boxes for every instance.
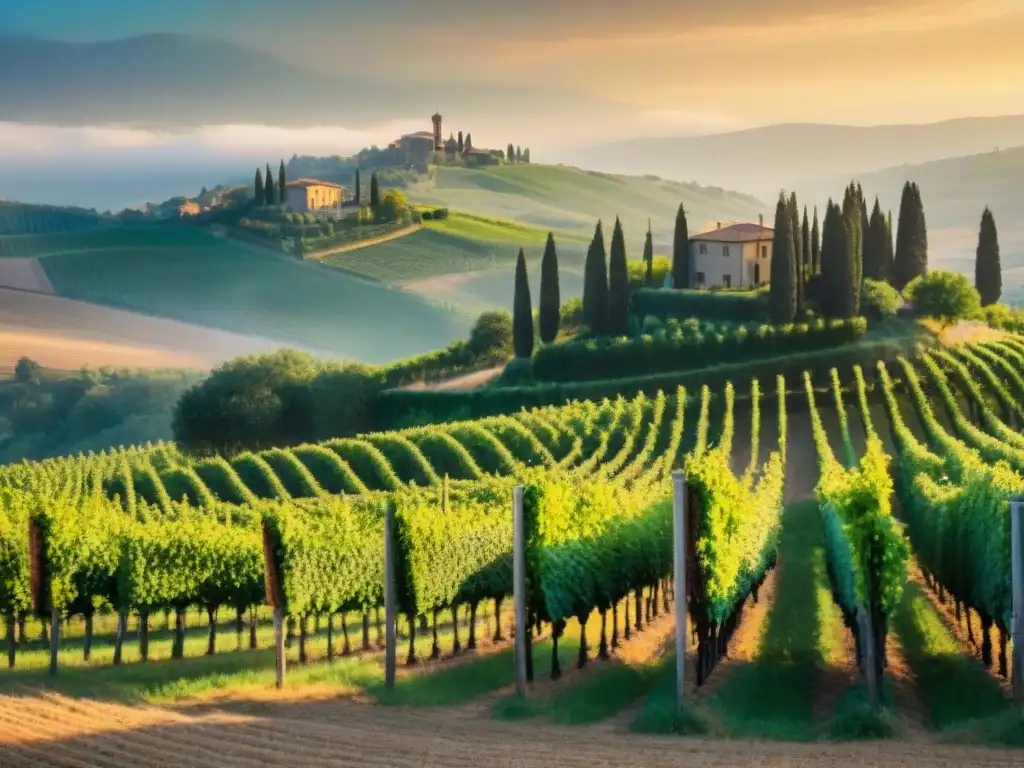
[769,194,797,324]
[264,163,276,205]
[278,160,287,204]
[975,207,1002,306]
[539,232,561,343]
[864,198,890,282]
[882,207,895,282]
[671,203,689,288]
[355,170,362,205]
[507,143,515,163]
[608,217,630,335]
[582,220,609,335]
[821,201,855,318]
[811,206,821,275]
[643,220,654,286]
[254,168,264,205]
[858,185,870,269]
[893,181,928,290]
[369,172,380,209]
[512,248,534,358]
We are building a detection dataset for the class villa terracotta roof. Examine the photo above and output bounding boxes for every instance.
[285,178,345,190]
[691,222,774,243]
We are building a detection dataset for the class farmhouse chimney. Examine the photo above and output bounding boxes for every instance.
[759,214,763,227]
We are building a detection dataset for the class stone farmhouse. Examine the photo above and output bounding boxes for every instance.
[284,178,348,214]
[388,113,500,170]
[689,216,773,290]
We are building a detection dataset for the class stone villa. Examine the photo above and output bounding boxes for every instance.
[284,178,347,213]
[388,113,499,170]
[689,216,774,289]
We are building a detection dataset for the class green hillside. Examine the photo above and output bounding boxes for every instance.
[402,164,768,244]
[33,224,469,364]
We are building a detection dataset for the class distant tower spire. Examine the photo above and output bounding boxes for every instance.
[432,111,443,151]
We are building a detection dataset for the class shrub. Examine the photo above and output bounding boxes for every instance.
[904,270,983,325]
[469,311,513,359]
[860,278,903,320]
[531,318,867,383]
[501,358,534,386]
[559,297,584,331]
[629,287,769,322]
[984,303,1024,332]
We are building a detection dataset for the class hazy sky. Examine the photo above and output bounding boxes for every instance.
[4,0,1023,130]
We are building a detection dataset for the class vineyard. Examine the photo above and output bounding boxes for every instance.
[3,336,1024,762]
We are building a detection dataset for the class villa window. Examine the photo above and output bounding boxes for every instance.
[698,243,707,255]
[723,245,731,257]
[761,245,768,259]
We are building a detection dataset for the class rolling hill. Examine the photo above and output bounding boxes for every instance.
[403,164,768,247]
[565,115,1024,202]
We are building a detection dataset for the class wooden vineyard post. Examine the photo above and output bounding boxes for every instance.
[1011,501,1024,703]
[384,500,397,689]
[513,485,527,697]
[672,470,687,707]
[261,519,285,689]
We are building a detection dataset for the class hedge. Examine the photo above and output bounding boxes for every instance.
[629,287,768,322]
[532,318,867,382]
[374,338,917,429]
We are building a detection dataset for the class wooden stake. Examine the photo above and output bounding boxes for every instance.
[273,606,285,689]
[384,501,397,689]
[48,605,60,676]
[672,470,687,707]
[513,485,527,697]
[1011,500,1024,702]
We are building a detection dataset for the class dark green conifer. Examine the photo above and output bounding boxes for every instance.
[582,220,609,335]
[769,194,797,324]
[975,207,1002,306]
[643,220,654,285]
[893,181,928,290]
[278,160,287,204]
[254,168,264,205]
[608,217,629,335]
[821,201,856,318]
[811,206,821,274]
[264,164,275,205]
[369,172,380,208]
[539,232,561,343]
[801,206,810,271]
[355,169,361,205]
[512,248,534,358]
[671,204,689,288]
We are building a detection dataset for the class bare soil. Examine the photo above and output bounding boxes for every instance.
[0,258,54,294]
[401,366,504,391]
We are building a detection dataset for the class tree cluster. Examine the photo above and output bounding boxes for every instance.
[253,160,287,206]
[505,144,531,163]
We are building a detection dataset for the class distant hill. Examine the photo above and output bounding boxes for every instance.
[0,33,612,127]
[402,164,767,248]
[565,116,1024,201]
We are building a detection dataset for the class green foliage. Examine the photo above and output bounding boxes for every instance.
[582,220,609,335]
[893,181,928,291]
[629,287,768,323]
[769,194,798,324]
[860,278,903,320]
[608,217,630,336]
[538,233,561,344]
[531,318,867,382]
[904,270,982,325]
[974,207,1001,307]
[513,249,534,359]
[984,303,1024,333]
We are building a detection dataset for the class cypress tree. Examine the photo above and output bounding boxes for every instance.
[254,168,264,205]
[465,133,473,150]
[355,170,362,205]
[515,146,522,162]
[893,181,928,290]
[507,143,515,163]
[842,183,862,311]
[882,207,895,282]
[278,160,286,204]
[788,192,803,312]
[975,207,1002,306]
[539,232,561,343]
[811,206,821,274]
[608,216,629,335]
[801,207,810,271]
[769,194,797,324]
[864,197,890,282]
[643,220,654,286]
[369,172,380,209]
[264,164,276,205]
[582,220,609,335]
[671,203,689,288]
[458,131,464,153]
[512,248,534,358]
[821,201,855,318]
[523,148,531,163]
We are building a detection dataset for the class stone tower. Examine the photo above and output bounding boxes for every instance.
[432,112,443,151]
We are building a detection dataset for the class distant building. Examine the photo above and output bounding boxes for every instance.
[388,113,500,169]
[689,216,773,289]
[285,178,346,213]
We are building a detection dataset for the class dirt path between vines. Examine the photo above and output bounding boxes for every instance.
[305,224,421,259]
[2,691,1019,768]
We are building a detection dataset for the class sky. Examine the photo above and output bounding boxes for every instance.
[4,0,1023,130]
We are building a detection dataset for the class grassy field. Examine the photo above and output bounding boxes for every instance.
[30,224,470,363]
[404,164,768,245]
